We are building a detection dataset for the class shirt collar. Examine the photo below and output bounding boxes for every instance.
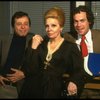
[76,29,92,45]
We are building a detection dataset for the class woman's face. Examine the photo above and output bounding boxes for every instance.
[45,18,62,39]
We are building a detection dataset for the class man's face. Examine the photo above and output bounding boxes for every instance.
[73,11,90,35]
[14,16,30,36]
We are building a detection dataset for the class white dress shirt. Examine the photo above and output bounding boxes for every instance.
[76,29,93,76]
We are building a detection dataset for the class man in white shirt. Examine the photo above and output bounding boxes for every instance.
[72,5,100,99]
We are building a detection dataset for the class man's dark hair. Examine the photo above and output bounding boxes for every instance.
[11,11,31,28]
[73,5,94,29]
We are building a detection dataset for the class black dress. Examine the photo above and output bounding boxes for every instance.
[19,39,84,98]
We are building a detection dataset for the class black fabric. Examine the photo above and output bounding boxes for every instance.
[2,33,26,76]
[0,40,2,66]
[19,40,84,98]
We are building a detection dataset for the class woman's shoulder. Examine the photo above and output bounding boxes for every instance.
[63,39,76,46]
[63,40,79,51]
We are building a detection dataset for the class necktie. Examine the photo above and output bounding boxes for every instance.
[80,36,88,57]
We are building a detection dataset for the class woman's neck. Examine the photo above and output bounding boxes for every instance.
[48,37,64,53]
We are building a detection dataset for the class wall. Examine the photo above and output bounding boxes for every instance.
[0,1,10,36]
[0,1,71,37]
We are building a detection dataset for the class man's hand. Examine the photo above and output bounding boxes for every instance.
[0,75,9,86]
[6,68,25,83]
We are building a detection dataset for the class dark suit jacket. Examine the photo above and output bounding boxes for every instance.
[0,33,33,71]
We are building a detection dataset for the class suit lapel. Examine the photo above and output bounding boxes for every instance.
[91,29,100,53]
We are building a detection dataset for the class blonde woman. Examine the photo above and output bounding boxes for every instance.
[19,7,84,98]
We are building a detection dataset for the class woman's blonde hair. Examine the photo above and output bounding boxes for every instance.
[44,6,65,27]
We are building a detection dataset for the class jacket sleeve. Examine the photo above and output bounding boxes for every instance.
[21,39,41,78]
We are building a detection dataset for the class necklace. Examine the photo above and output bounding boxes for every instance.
[44,38,64,69]
[46,38,64,61]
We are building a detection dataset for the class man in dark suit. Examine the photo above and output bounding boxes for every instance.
[0,11,33,94]
[71,5,100,99]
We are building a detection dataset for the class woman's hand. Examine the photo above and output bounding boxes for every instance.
[31,34,43,49]
[67,82,77,96]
